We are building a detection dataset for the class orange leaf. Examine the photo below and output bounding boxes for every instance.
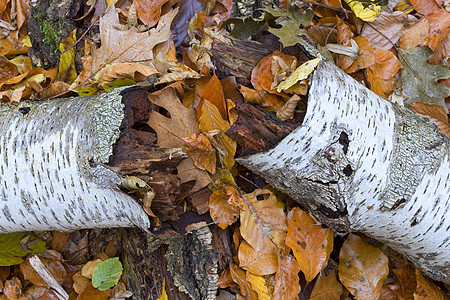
[398,18,430,49]
[285,207,333,282]
[338,234,389,300]
[20,257,67,287]
[81,259,102,279]
[72,271,91,295]
[392,268,416,299]
[411,101,450,137]
[238,240,278,275]
[240,189,287,255]
[309,270,343,300]
[251,51,297,97]
[76,284,111,300]
[369,49,401,80]
[50,231,70,252]
[273,253,301,300]
[217,267,237,289]
[197,74,227,120]
[209,189,239,229]
[0,55,18,84]
[134,0,171,28]
[246,271,272,300]
[239,85,284,111]
[366,68,399,98]
[414,269,446,299]
[409,0,441,15]
[307,0,344,18]
[424,9,450,51]
[230,264,259,299]
[346,37,376,74]
[4,278,22,299]
[182,133,216,174]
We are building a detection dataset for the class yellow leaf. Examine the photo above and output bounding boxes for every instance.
[414,268,446,300]
[343,0,381,22]
[309,270,343,300]
[276,58,321,92]
[338,234,389,300]
[246,271,272,300]
[157,280,168,300]
[238,240,278,275]
[59,29,78,85]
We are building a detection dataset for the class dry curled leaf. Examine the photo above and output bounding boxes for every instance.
[276,94,301,120]
[182,133,217,174]
[414,268,446,299]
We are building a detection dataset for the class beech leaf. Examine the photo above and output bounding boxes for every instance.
[0,233,46,266]
[238,240,278,275]
[414,268,446,299]
[338,234,389,300]
[285,207,333,282]
[343,0,381,22]
[92,257,123,291]
[273,253,301,300]
[411,101,450,137]
[246,271,272,300]
[277,58,321,92]
[309,270,343,300]
[209,189,239,229]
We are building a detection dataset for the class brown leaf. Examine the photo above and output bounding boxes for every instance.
[50,231,70,252]
[20,257,67,287]
[392,268,416,300]
[398,18,430,49]
[238,240,278,275]
[176,158,211,192]
[424,9,450,50]
[76,284,111,300]
[182,133,216,174]
[23,285,60,300]
[413,269,446,299]
[411,101,450,137]
[307,0,344,18]
[230,264,258,299]
[273,253,301,300]
[148,86,199,148]
[338,234,389,300]
[369,49,402,80]
[81,259,102,279]
[98,63,158,84]
[37,81,70,99]
[72,271,91,295]
[4,278,22,299]
[0,55,18,83]
[309,270,343,300]
[379,284,402,300]
[285,207,333,282]
[217,267,237,289]
[428,35,450,66]
[209,188,239,229]
[240,189,287,255]
[366,68,399,98]
[276,94,301,121]
[360,12,417,50]
[336,17,355,70]
[134,0,171,28]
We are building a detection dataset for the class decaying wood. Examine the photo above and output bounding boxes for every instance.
[239,60,450,284]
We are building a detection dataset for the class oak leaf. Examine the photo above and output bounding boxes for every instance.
[285,207,333,282]
[338,234,389,300]
[398,18,430,49]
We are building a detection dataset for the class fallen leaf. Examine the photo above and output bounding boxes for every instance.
[92,257,123,291]
[398,18,430,49]
[209,188,239,229]
[392,268,416,299]
[343,0,381,22]
[98,63,158,84]
[309,270,343,300]
[366,68,399,98]
[411,101,450,137]
[81,259,103,279]
[276,94,302,120]
[23,285,60,299]
[230,264,258,299]
[134,0,171,28]
[277,58,321,92]
[398,47,450,110]
[197,74,227,120]
[346,37,376,74]
[156,280,167,300]
[338,234,389,300]
[409,0,441,15]
[360,11,416,50]
[50,231,70,252]
[413,269,446,299]
[240,189,287,255]
[3,278,22,299]
[171,0,205,45]
[246,271,272,300]
[238,240,278,275]
[285,207,333,282]
[239,85,284,111]
[369,49,402,80]
[424,9,450,51]
[176,158,211,192]
[428,35,450,66]
[20,257,67,287]
[273,253,301,300]
[0,55,18,83]
[58,29,78,85]
[76,284,111,300]
[73,271,91,294]
[182,133,217,174]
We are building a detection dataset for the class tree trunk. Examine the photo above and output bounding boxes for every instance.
[238,60,450,284]
[0,87,150,232]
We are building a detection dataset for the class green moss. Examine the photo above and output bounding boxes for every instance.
[41,19,60,53]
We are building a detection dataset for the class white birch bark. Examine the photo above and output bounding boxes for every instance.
[0,87,150,233]
[238,61,450,283]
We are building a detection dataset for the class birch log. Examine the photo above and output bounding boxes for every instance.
[0,87,150,233]
[238,60,450,283]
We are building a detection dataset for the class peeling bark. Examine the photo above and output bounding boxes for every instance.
[239,60,450,284]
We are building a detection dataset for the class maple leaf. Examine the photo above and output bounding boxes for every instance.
[398,47,450,111]
[338,234,389,300]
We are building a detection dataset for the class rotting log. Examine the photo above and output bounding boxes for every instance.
[238,60,450,284]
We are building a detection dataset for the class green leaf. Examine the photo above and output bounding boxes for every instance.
[223,17,268,40]
[398,47,450,112]
[0,232,47,266]
[92,257,123,291]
